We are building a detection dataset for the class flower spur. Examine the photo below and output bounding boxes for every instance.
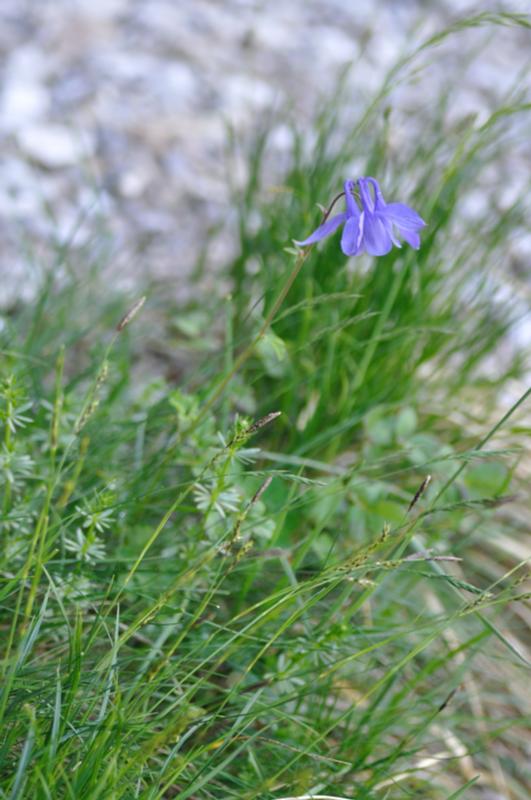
[295,177,426,256]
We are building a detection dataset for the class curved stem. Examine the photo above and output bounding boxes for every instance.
[196,248,308,425]
[192,192,342,428]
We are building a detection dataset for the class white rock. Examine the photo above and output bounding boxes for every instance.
[269,124,294,152]
[224,74,276,114]
[0,159,42,217]
[314,27,359,67]
[1,81,49,131]
[68,0,129,20]
[118,169,152,198]
[16,125,91,169]
[4,45,51,81]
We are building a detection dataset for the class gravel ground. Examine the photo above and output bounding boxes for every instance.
[0,0,530,307]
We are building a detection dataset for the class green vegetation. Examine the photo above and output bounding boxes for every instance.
[1,12,530,799]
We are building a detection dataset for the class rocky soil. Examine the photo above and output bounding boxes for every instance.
[0,0,529,308]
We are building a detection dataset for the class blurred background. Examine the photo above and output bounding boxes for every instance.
[1,0,530,308]
[1,5,530,798]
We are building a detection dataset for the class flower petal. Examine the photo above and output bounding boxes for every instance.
[366,177,387,210]
[294,212,347,246]
[358,178,375,213]
[385,218,402,248]
[383,203,425,231]
[399,228,421,249]
[362,213,393,256]
[344,180,357,217]
[340,213,362,256]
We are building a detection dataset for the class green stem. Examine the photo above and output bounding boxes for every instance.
[139,245,312,505]
[351,260,408,393]
[195,247,310,427]
[433,384,531,505]
[1,393,13,561]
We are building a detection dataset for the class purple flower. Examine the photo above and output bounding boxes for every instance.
[295,177,426,256]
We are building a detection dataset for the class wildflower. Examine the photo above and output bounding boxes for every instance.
[193,481,241,519]
[0,445,34,488]
[76,503,115,533]
[64,527,106,562]
[295,177,426,256]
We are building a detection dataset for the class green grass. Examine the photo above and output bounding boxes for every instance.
[1,11,530,799]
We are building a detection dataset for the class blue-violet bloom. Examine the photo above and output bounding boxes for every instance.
[295,177,426,256]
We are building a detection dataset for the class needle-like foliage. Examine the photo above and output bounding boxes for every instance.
[0,12,530,800]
